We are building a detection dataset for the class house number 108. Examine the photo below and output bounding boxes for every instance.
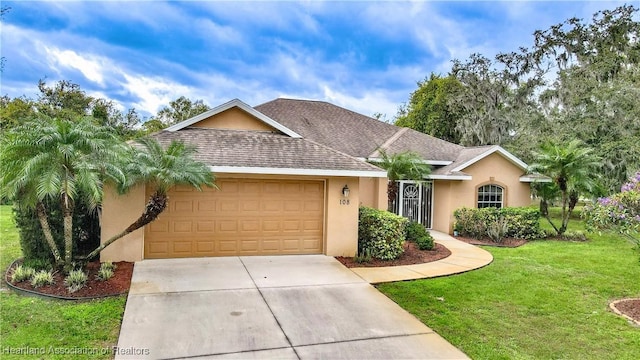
[339,199,350,205]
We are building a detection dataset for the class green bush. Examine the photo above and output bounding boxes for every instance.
[454,207,543,240]
[358,206,407,260]
[13,197,100,265]
[416,233,434,250]
[11,265,36,283]
[405,221,434,250]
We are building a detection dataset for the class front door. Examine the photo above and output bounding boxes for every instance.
[391,181,433,228]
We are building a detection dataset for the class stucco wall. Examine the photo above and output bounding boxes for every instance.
[358,177,388,210]
[100,184,146,262]
[100,173,362,260]
[325,177,360,257]
[432,153,532,234]
[190,107,276,132]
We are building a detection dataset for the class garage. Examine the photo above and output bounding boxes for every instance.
[144,178,325,258]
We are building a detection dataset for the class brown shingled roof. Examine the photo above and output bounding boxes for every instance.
[255,98,464,162]
[150,128,384,173]
[255,98,399,158]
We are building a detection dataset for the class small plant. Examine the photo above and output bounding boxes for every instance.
[416,234,434,250]
[96,262,116,281]
[11,265,36,283]
[487,217,509,243]
[354,248,373,263]
[64,269,88,293]
[30,270,55,288]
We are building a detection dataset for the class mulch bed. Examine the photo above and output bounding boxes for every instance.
[336,241,451,268]
[455,236,528,247]
[6,260,133,299]
[610,298,640,325]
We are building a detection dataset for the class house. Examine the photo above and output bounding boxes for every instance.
[101,98,537,262]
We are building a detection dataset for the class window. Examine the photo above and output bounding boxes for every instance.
[477,184,503,208]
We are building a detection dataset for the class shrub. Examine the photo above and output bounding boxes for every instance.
[560,230,588,242]
[416,233,434,250]
[453,207,543,241]
[358,206,407,260]
[30,270,55,288]
[22,258,53,271]
[405,221,427,242]
[96,262,116,281]
[11,265,36,283]
[64,269,88,293]
[12,197,100,265]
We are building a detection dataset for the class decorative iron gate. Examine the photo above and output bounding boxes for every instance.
[389,181,433,228]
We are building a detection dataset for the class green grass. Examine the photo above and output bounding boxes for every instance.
[379,210,640,360]
[0,205,126,359]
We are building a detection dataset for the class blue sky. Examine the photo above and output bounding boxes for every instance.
[0,1,631,120]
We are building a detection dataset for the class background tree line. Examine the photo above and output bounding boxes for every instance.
[396,5,640,194]
[0,80,211,139]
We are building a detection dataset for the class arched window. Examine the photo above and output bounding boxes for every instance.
[477,184,504,208]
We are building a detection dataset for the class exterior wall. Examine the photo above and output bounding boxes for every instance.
[358,177,388,210]
[325,177,360,257]
[100,173,363,260]
[190,107,276,132]
[432,153,532,234]
[100,184,146,262]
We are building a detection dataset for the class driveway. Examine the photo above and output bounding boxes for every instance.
[116,255,469,359]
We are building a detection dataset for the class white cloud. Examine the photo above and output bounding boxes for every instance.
[44,48,107,86]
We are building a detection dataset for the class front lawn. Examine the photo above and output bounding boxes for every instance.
[379,210,640,359]
[0,205,126,359]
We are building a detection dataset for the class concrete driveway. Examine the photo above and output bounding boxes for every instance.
[116,255,469,359]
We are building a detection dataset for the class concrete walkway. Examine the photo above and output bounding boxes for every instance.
[116,255,470,359]
[350,231,493,284]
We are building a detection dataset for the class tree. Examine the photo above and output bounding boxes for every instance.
[0,95,36,134]
[529,140,601,235]
[145,96,211,131]
[584,172,640,255]
[375,149,431,211]
[0,116,125,271]
[395,74,463,143]
[85,137,215,259]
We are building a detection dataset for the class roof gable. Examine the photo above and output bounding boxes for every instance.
[165,99,301,138]
[451,146,528,172]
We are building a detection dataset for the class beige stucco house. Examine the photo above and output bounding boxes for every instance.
[101,98,537,262]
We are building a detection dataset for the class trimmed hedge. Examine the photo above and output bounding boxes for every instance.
[358,206,407,260]
[405,221,434,250]
[13,199,100,264]
[454,207,543,240]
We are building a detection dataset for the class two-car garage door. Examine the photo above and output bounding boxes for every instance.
[144,179,324,258]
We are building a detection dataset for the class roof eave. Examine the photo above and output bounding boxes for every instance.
[165,99,302,138]
[452,146,528,172]
[209,166,388,178]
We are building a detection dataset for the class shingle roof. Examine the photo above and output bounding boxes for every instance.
[432,146,493,176]
[150,128,385,174]
[255,98,399,158]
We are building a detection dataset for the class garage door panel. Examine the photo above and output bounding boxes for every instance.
[145,179,324,258]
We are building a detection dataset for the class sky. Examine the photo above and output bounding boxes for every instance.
[0,1,633,121]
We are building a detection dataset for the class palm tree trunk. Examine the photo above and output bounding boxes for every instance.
[35,202,63,266]
[62,195,74,272]
[84,191,168,260]
[387,181,398,211]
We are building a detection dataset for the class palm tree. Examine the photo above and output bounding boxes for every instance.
[529,139,601,235]
[375,149,431,211]
[85,137,215,259]
[0,116,125,270]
